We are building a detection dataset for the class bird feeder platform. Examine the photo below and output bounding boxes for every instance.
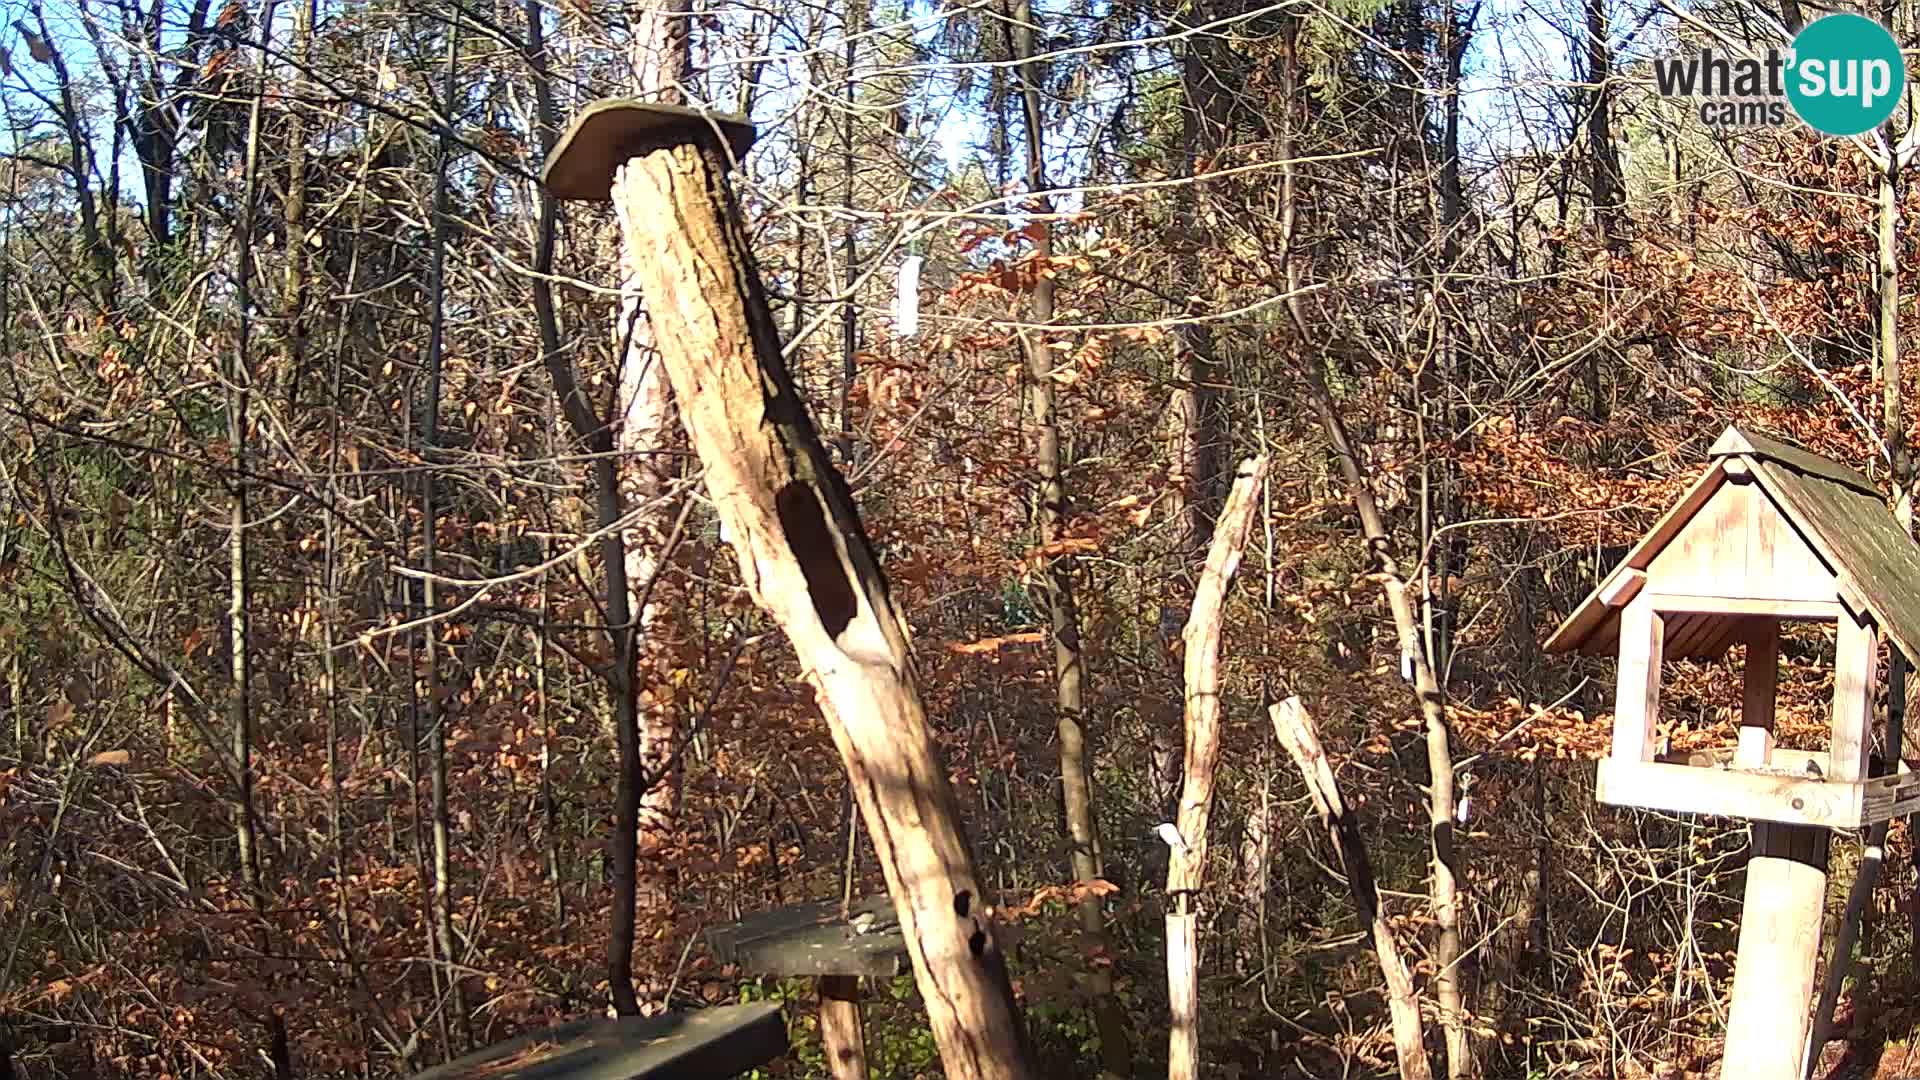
[1548,425,1920,826]
[705,897,908,1080]
[704,895,909,979]
[410,1002,787,1080]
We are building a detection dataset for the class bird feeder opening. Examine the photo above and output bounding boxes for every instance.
[1544,426,1920,829]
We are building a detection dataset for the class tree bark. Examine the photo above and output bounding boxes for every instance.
[1301,367,1468,1078]
[1169,23,1230,561]
[620,0,694,930]
[608,132,1036,1080]
[1164,457,1268,1080]
[1271,696,1434,1080]
[521,1,649,1016]
[422,12,469,1047]
[1004,1,1129,1070]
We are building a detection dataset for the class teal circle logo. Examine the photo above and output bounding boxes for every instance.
[1786,14,1904,136]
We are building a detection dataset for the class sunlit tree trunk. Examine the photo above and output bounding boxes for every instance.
[1006,0,1130,1070]
[617,0,693,934]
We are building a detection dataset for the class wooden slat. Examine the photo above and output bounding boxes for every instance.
[1644,594,1844,619]
[1600,568,1646,608]
[1611,598,1663,763]
[1859,769,1920,824]
[1664,613,1714,658]
[1830,609,1877,783]
[1740,620,1779,768]
[1689,616,1748,660]
[1595,759,1865,828]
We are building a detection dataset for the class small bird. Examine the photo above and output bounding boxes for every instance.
[847,910,897,937]
[1805,759,1824,779]
[1154,822,1190,856]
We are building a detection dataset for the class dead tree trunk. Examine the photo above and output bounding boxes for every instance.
[571,111,1036,1080]
[1271,696,1434,1080]
[1165,457,1268,1080]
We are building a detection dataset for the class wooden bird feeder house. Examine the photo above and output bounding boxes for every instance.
[1546,424,1920,1079]
[1546,425,1920,823]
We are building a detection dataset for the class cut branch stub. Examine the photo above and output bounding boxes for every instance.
[546,98,1036,1080]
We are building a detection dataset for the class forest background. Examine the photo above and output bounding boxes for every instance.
[2,0,1916,1075]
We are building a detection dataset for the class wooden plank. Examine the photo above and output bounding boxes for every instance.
[1595,759,1865,828]
[1721,822,1830,1080]
[1611,598,1663,763]
[1544,463,1726,655]
[1643,594,1844,620]
[1859,770,1920,824]
[818,976,868,1080]
[412,1003,788,1080]
[1599,568,1645,608]
[1687,616,1748,660]
[1830,609,1878,783]
[1712,425,1877,495]
[1740,620,1779,768]
[704,898,908,978]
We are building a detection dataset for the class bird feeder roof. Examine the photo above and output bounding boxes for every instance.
[541,99,756,201]
[1545,426,1920,666]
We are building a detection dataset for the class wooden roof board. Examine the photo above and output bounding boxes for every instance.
[1543,462,1728,654]
[1711,426,1877,496]
[1546,426,1920,666]
[704,895,909,978]
[411,1003,787,1080]
[1749,457,1920,666]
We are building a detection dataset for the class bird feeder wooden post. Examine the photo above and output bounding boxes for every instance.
[541,102,1036,1080]
[1546,426,1920,1079]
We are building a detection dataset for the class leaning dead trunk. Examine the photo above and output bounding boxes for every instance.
[603,123,1036,1080]
[1165,457,1268,1080]
[1271,696,1433,1080]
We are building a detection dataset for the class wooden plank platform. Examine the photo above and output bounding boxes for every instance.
[1598,757,1920,828]
[705,895,910,978]
[412,1003,787,1080]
